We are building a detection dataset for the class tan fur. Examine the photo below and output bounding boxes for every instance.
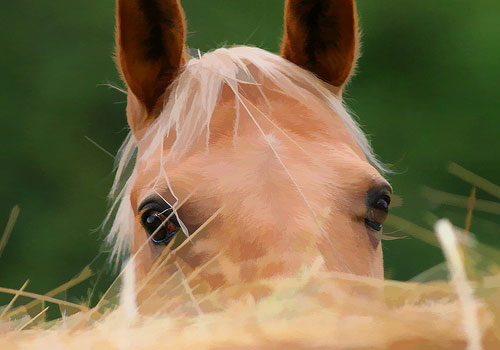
[112,0,388,290]
[121,48,387,293]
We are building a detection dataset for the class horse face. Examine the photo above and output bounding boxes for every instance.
[114,0,391,285]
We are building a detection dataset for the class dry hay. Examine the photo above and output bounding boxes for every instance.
[0,220,498,349]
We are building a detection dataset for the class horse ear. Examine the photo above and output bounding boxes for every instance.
[281,0,359,92]
[116,0,186,120]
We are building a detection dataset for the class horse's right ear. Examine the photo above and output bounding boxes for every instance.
[281,0,359,94]
[116,0,186,133]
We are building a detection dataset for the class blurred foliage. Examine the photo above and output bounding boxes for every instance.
[1,0,499,306]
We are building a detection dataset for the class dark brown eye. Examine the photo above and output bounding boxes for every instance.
[141,207,181,245]
[374,195,391,212]
[365,190,391,232]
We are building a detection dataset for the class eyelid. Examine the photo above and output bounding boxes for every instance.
[138,192,177,213]
[140,202,177,220]
[379,182,393,195]
[139,201,164,215]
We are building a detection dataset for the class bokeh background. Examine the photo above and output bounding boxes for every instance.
[1,0,499,306]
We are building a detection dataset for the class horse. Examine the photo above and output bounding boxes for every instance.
[107,0,392,292]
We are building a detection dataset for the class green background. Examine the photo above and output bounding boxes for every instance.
[1,0,499,306]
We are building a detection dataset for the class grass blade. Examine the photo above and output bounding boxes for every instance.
[448,163,500,199]
[0,206,20,258]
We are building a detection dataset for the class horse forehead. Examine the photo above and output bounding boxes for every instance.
[132,78,377,202]
[134,107,374,196]
[143,133,375,203]
[209,84,361,149]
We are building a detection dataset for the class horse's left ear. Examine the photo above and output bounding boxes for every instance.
[116,0,186,133]
[281,0,359,93]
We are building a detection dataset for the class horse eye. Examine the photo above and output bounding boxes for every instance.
[374,195,391,212]
[365,191,391,232]
[140,207,181,245]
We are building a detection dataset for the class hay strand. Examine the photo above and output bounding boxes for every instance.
[0,287,89,317]
[16,307,49,331]
[465,187,476,235]
[0,280,29,319]
[435,219,483,350]
[423,186,500,216]
[448,163,500,199]
[7,266,93,318]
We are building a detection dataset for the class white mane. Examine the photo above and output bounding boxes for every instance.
[105,46,386,261]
